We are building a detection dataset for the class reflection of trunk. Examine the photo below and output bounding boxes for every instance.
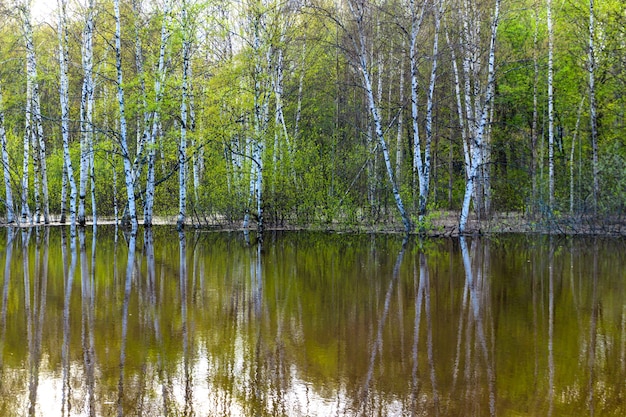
[459,237,496,416]
[548,238,555,416]
[410,251,439,414]
[145,229,172,413]
[62,225,77,416]
[0,228,14,368]
[359,237,407,411]
[179,231,193,414]
[81,228,97,416]
[587,240,599,414]
[27,228,48,416]
[117,232,137,417]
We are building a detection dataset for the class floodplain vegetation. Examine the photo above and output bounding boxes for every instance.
[0,0,624,235]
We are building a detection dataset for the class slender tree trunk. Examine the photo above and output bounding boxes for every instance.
[396,43,405,183]
[178,0,191,231]
[409,0,427,215]
[547,0,555,213]
[145,0,171,226]
[445,27,470,180]
[588,0,599,216]
[459,0,501,233]
[19,2,34,224]
[58,0,78,227]
[570,98,585,215]
[420,0,445,217]
[79,0,95,226]
[0,86,14,224]
[349,0,411,232]
[114,0,138,231]
[531,1,540,216]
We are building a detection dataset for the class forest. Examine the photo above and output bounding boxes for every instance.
[0,0,624,233]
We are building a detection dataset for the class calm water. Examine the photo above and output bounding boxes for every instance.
[0,227,625,416]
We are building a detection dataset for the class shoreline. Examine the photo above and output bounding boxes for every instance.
[3,211,626,237]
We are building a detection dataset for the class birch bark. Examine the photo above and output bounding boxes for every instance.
[58,0,77,227]
[588,0,599,215]
[79,0,95,226]
[178,0,191,230]
[409,0,427,216]
[547,0,555,212]
[145,0,171,226]
[458,0,501,233]
[348,0,411,232]
[114,0,138,231]
[0,86,14,223]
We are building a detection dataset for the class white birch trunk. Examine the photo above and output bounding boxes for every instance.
[395,43,405,183]
[0,86,14,224]
[293,38,306,142]
[114,0,138,231]
[79,0,95,226]
[570,98,585,215]
[178,0,191,231]
[588,0,599,215]
[531,2,540,214]
[445,27,470,180]
[349,0,411,232]
[547,0,555,212]
[420,0,445,216]
[459,0,501,233]
[32,56,49,224]
[58,0,77,227]
[409,0,427,215]
[144,0,171,226]
[20,2,35,223]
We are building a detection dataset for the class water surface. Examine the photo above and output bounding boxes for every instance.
[0,227,624,416]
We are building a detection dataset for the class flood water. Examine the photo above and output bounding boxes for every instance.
[0,226,625,416]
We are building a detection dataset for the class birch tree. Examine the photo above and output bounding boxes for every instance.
[588,0,599,215]
[21,1,50,224]
[411,0,445,218]
[547,0,555,212]
[78,0,96,226]
[456,0,502,233]
[58,0,77,226]
[242,0,273,237]
[114,0,138,230]
[144,0,171,226]
[347,0,412,232]
[178,0,191,230]
[0,85,14,224]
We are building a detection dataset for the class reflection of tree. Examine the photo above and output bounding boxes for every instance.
[457,237,496,417]
[81,227,97,416]
[117,231,136,417]
[179,230,193,416]
[358,237,407,415]
[25,228,48,417]
[61,227,76,416]
[0,228,14,371]
[410,250,439,415]
[587,239,598,416]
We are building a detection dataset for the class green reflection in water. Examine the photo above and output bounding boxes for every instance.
[0,228,624,416]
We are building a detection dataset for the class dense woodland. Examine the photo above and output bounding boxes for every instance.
[0,0,624,233]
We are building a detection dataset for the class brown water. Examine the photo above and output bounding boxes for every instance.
[0,227,625,416]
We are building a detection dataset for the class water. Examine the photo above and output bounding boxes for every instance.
[0,227,625,416]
